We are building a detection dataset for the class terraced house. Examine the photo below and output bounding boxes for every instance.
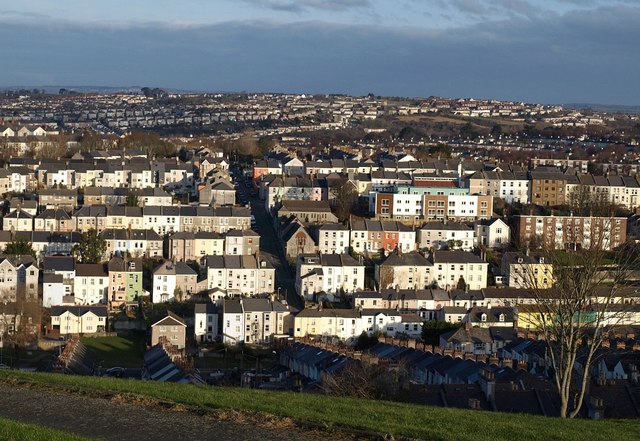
[205,255,275,296]
[107,257,143,309]
[295,253,365,301]
[0,255,39,303]
[73,263,109,305]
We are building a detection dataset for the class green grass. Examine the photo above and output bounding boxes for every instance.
[1,370,639,441]
[0,416,95,441]
[79,336,143,368]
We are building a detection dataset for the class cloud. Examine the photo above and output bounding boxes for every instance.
[0,9,50,20]
[240,0,371,13]
[449,0,487,15]
[0,4,637,105]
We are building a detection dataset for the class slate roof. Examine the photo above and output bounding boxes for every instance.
[51,305,108,317]
[152,311,187,327]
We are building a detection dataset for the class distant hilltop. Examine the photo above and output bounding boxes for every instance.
[2,85,637,114]
[0,85,204,94]
[564,103,640,114]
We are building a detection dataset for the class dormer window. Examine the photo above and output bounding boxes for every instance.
[499,313,505,322]
[481,313,487,322]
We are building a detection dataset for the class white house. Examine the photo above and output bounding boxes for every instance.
[418,222,474,251]
[73,263,109,305]
[51,305,108,334]
[282,156,305,175]
[295,253,366,301]
[350,220,416,255]
[294,308,362,343]
[42,274,67,308]
[205,255,275,296]
[194,303,218,344]
[375,252,433,290]
[0,255,40,303]
[222,298,290,345]
[475,218,510,249]
[152,261,198,303]
[360,309,423,339]
[317,223,350,255]
[432,250,489,291]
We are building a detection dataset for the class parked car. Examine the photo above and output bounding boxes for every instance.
[103,367,125,378]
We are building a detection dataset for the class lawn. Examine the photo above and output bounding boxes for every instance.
[0,416,94,441]
[80,335,143,368]
[1,370,639,441]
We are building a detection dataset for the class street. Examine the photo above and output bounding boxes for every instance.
[233,169,303,311]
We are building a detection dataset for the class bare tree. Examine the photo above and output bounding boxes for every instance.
[517,216,638,418]
[329,177,358,224]
[322,358,409,400]
[567,186,614,217]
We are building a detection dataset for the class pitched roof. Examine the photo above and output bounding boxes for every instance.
[379,252,432,267]
[51,305,108,317]
[75,263,108,277]
[152,311,187,327]
[432,250,486,264]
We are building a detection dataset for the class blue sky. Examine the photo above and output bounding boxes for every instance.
[0,0,638,105]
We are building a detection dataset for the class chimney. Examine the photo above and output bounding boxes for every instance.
[629,365,638,384]
[480,369,495,403]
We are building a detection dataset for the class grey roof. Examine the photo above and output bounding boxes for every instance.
[295,308,360,319]
[74,205,107,217]
[43,256,75,272]
[194,303,217,314]
[152,311,186,327]
[442,327,492,345]
[223,299,244,314]
[421,222,473,231]
[75,263,108,277]
[467,306,516,323]
[43,273,64,283]
[351,219,413,232]
[35,208,71,220]
[501,251,546,265]
[100,229,162,241]
[432,250,486,264]
[280,200,333,213]
[379,252,432,267]
[319,253,363,267]
[225,229,260,237]
[205,255,273,270]
[4,209,33,219]
[154,261,198,276]
[107,256,143,273]
[38,188,78,197]
[449,289,484,301]
[51,305,108,317]
[241,298,273,312]
[143,206,180,216]
[0,254,37,268]
[318,223,348,231]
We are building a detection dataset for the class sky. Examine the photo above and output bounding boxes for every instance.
[0,0,638,105]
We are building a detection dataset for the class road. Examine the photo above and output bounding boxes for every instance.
[234,169,303,311]
[0,383,332,441]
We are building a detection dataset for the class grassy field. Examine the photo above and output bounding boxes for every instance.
[1,370,639,441]
[0,416,94,441]
[80,335,143,368]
